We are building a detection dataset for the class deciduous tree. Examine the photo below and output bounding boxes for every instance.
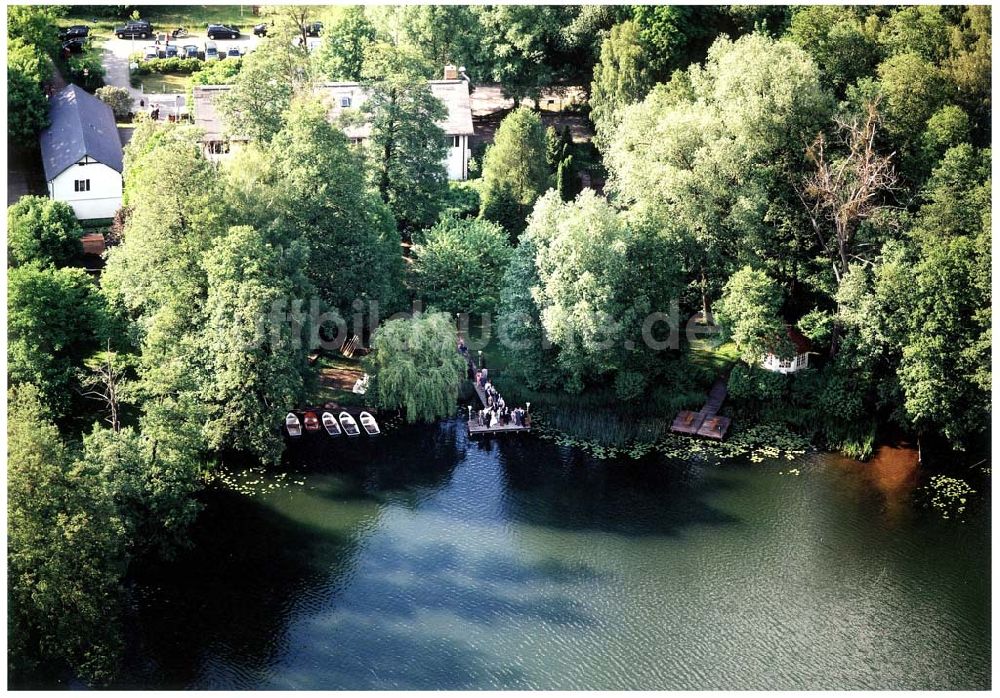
[411,216,512,316]
[364,312,467,423]
[715,266,789,364]
[8,264,108,416]
[200,225,315,463]
[590,20,652,147]
[361,44,449,231]
[8,384,126,686]
[8,38,51,140]
[7,196,83,268]
[479,107,551,239]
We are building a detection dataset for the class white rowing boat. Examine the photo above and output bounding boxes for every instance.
[322,411,342,437]
[359,411,380,435]
[339,411,360,437]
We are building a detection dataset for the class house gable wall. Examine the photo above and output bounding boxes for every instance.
[49,160,122,220]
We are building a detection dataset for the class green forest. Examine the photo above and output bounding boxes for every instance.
[7,4,992,686]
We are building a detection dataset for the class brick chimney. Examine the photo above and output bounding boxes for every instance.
[443,64,458,80]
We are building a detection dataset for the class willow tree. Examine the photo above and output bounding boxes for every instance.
[364,312,467,423]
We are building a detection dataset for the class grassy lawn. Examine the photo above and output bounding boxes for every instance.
[308,354,367,407]
[689,337,740,374]
[136,72,193,94]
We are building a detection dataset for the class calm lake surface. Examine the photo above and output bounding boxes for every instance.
[120,418,990,690]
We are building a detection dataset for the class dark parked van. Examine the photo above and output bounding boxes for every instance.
[115,19,152,39]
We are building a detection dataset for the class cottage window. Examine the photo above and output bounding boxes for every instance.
[350,137,364,146]
[74,179,91,192]
[340,95,351,108]
[778,358,792,369]
[447,135,460,148]
[209,141,230,155]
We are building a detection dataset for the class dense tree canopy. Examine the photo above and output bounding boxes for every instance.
[480,107,552,239]
[411,216,513,317]
[8,196,83,268]
[361,44,449,231]
[716,267,789,365]
[8,384,126,686]
[590,20,653,148]
[520,191,682,395]
[8,38,51,140]
[8,264,109,416]
[228,99,404,316]
[200,225,315,463]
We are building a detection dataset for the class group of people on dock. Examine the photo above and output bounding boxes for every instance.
[474,371,528,429]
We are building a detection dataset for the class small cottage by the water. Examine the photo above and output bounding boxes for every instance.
[39,84,123,220]
[761,324,812,374]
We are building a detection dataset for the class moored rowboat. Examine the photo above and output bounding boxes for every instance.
[303,411,321,432]
[359,411,380,436]
[339,411,360,437]
[322,411,342,436]
[285,412,302,437]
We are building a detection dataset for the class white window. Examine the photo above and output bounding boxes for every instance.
[447,135,460,148]
[340,95,351,108]
[350,137,364,146]
[74,179,90,192]
[208,141,230,155]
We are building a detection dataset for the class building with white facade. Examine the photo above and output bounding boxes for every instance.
[193,70,474,180]
[39,84,123,220]
[761,325,813,374]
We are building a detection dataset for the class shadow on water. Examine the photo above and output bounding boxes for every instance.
[116,420,472,688]
[283,418,464,509]
[491,434,742,537]
[116,487,353,689]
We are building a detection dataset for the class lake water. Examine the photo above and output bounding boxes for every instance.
[119,418,990,690]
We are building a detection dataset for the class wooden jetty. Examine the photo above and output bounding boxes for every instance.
[670,375,731,440]
[463,351,531,437]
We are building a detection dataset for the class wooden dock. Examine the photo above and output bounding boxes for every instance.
[467,420,531,436]
[463,351,532,437]
[670,375,731,440]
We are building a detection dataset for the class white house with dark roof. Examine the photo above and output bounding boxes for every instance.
[39,84,123,220]
[192,69,475,180]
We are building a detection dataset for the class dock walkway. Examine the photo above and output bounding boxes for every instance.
[669,375,731,440]
[463,352,531,437]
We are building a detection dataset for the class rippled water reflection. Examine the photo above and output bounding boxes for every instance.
[120,418,990,689]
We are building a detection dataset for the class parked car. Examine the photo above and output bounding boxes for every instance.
[143,45,158,61]
[302,21,323,36]
[115,19,152,39]
[225,46,243,59]
[206,24,239,40]
[204,41,220,61]
[253,22,267,37]
[58,25,89,41]
[182,44,199,58]
[61,38,85,55]
[163,44,179,58]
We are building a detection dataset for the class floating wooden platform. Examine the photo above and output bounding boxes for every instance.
[670,375,731,440]
[467,420,531,437]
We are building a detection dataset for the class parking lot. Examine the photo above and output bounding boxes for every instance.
[102,29,263,101]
